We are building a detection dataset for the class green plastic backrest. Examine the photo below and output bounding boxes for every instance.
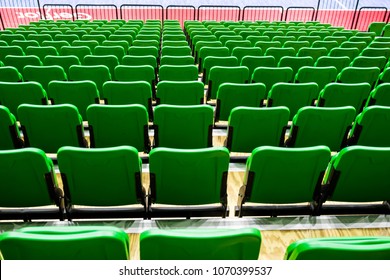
[283,41,310,52]
[231,47,262,64]
[378,67,390,83]
[128,46,159,58]
[122,55,157,69]
[159,65,198,81]
[41,40,70,53]
[94,45,125,62]
[337,66,380,87]
[268,82,319,120]
[252,67,293,93]
[160,55,195,66]
[140,228,261,260]
[0,81,47,118]
[149,146,229,204]
[254,41,281,53]
[0,34,25,45]
[0,226,129,260]
[298,36,322,45]
[25,46,58,62]
[203,56,239,83]
[101,40,129,54]
[208,66,249,100]
[366,83,390,106]
[244,146,330,203]
[225,40,251,54]
[84,55,119,80]
[369,22,387,36]
[324,145,390,202]
[54,34,79,44]
[0,62,24,80]
[43,55,80,76]
[0,105,21,149]
[329,47,360,60]
[198,46,230,71]
[297,47,328,62]
[161,46,191,57]
[0,147,58,207]
[4,55,41,74]
[349,36,373,45]
[154,105,213,148]
[309,31,331,40]
[10,40,39,52]
[18,104,85,153]
[324,35,348,45]
[288,106,355,151]
[340,41,367,52]
[60,46,91,62]
[156,81,204,105]
[163,40,189,47]
[295,66,338,91]
[227,107,289,152]
[279,56,314,78]
[349,106,390,147]
[81,34,106,45]
[241,55,276,78]
[27,34,52,45]
[315,56,351,73]
[351,56,387,70]
[69,65,111,97]
[108,34,133,45]
[87,104,148,151]
[264,47,296,64]
[361,47,390,59]
[369,41,390,48]
[285,236,390,260]
[216,83,266,122]
[48,81,99,120]
[23,65,67,92]
[58,145,143,206]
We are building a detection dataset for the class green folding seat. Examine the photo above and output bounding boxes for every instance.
[246,35,270,47]
[285,237,390,260]
[65,29,88,39]
[333,31,354,39]
[41,40,70,53]
[10,40,39,52]
[361,47,390,60]
[369,42,390,49]
[148,146,229,218]
[224,40,251,55]
[228,47,261,65]
[278,56,314,78]
[43,55,80,77]
[0,40,7,46]
[135,34,160,42]
[193,41,222,62]
[108,34,133,46]
[268,82,319,120]
[81,34,106,45]
[254,41,281,53]
[15,30,37,38]
[0,225,129,259]
[318,82,371,114]
[207,66,249,100]
[324,35,348,45]
[315,56,350,73]
[83,55,119,80]
[0,66,23,82]
[347,106,390,147]
[191,34,215,48]
[69,65,111,98]
[297,47,328,62]
[158,65,198,82]
[320,145,390,215]
[368,22,387,36]
[128,46,159,59]
[298,36,321,45]
[160,46,191,57]
[91,45,125,63]
[101,40,129,53]
[162,40,188,47]
[351,56,387,71]
[156,81,204,106]
[54,34,79,45]
[0,148,63,221]
[132,39,160,50]
[87,104,150,152]
[4,55,41,74]
[162,34,186,42]
[365,83,390,107]
[378,67,390,84]
[237,145,331,217]
[239,31,261,40]
[264,47,296,64]
[283,41,310,52]
[18,104,87,153]
[329,47,360,60]
[219,35,243,46]
[226,107,289,152]
[114,30,137,40]
[203,56,239,83]
[24,46,58,62]
[286,106,355,151]
[309,31,331,40]
[90,30,112,39]
[48,81,99,120]
[295,66,338,91]
[241,55,275,78]
[0,46,24,62]
[160,55,194,66]
[251,67,293,94]
[215,83,266,122]
[286,31,307,40]
[311,40,338,52]
[60,46,91,62]
[0,105,23,149]
[349,36,373,45]
[337,67,380,88]
[340,41,367,52]
[198,46,230,72]
[27,34,51,45]
[153,105,213,149]
[0,81,48,118]
[272,36,295,46]
[0,34,25,45]
[263,31,284,40]
[23,65,67,92]
[140,228,261,260]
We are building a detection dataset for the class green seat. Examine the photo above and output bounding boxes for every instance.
[378,67,390,84]
[122,55,157,69]
[237,146,331,217]
[246,35,270,47]
[81,34,106,45]
[48,81,99,120]
[366,83,390,107]
[351,56,387,71]
[11,40,39,52]
[226,107,289,153]
[153,105,213,148]
[231,47,262,64]
[268,82,319,120]
[203,56,239,83]
[0,46,24,62]
[225,40,251,55]
[128,46,159,59]
[0,105,23,149]
[18,104,87,153]
[140,228,261,260]
[0,81,48,118]
[69,65,111,98]
[295,66,338,91]
[0,148,63,221]
[340,41,367,52]
[148,147,229,218]
[161,46,191,57]
[60,46,91,62]
[348,106,390,147]
[215,83,266,122]
[241,56,275,78]
[94,45,125,62]
[349,36,373,45]
[43,55,80,76]
[254,41,281,53]
[368,22,387,36]
[286,106,355,151]
[297,47,328,62]
[309,31,331,40]
[41,40,70,53]
[219,35,243,46]
[0,34,25,45]
[251,67,293,94]
[324,35,348,45]
[283,41,310,52]
[0,226,129,260]
[159,65,198,82]
[108,34,133,46]
[265,47,296,64]
[198,46,230,72]
[101,40,129,54]
[207,66,249,100]
[320,145,390,215]
[315,56,351,73]
[23,65,67,92]
[337,67,380,88]
[286,31,307,40]
[83,55,119,80]
[156,81,204,105]
[27,34,52,45]
[278,56,314,78]
[87,104,150,152]
[272,36,295,45]
[160,55,194,66]
[329,47,359,60]
[361,47,390,59]
[285,237,390,260]
[318,82,371,114]
[298,36,321,45]
[54,34,79,45]
[25,46,58,62]
[4,55,41,74]
[369,41,390,49]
